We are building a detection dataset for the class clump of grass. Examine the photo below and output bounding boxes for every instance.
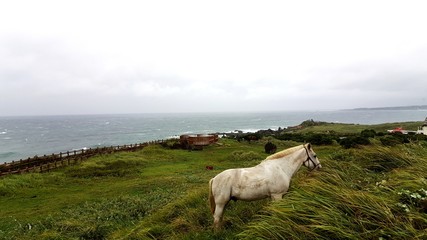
[64,153,147,178]
[355,145,414,172]
[4,193,172,240]
[329,149,357,162]
[240,186,412,239]
[127,186,268,240]
[240,177,413,239]
[229,151,262,164]
[127,188,210,239]
[0,173,64,196]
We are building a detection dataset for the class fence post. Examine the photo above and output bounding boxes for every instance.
[18,159,22,174]
[28,158,32,172]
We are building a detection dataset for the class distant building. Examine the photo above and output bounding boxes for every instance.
[388,117,427,135]
[388,127,407,134]
[417,117,427,135]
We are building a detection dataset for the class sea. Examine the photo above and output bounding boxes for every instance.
[1,110,427,164]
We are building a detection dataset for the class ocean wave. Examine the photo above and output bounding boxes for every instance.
[230,129,260,133]
[0,152,17,158]
[0,131,7,135]
[71,147,89,151]
[166,135,180,139]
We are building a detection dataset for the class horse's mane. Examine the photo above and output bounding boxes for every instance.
[265,145,303,160]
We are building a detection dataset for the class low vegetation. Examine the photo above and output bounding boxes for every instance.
[1,121,427,239]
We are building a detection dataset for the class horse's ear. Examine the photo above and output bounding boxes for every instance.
[307,143,312,150]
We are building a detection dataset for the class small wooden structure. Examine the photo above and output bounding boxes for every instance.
[180,134,219,150]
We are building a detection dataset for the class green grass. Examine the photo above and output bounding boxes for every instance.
[0,139,273,239]
[296,121,423,134]
[1,122,427,239]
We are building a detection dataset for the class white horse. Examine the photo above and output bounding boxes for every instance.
[208,143,321,229]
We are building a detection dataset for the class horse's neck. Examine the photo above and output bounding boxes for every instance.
[267,149,305,177]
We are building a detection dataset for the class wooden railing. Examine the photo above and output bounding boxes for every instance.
[0,140,164,177]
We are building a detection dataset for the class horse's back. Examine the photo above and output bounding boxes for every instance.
[212,168,240,189]
[212,166,274,201]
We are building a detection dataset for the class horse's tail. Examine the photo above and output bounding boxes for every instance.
[209,178,216,214]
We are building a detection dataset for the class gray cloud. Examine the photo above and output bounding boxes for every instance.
[1,1,427,115]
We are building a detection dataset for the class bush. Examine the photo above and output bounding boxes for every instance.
[276,133,305,143]
[380,135,402,146]
[264,142,277,154]
[361,129,376,138]
[339,136,370,148]
[380,133,427,146]
[305,133,335,145]
[299,119,328,127]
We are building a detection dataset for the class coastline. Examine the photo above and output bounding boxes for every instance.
[1,110,426,164]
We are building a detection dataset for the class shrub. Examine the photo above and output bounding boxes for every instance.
[305,133,335,145]
[380,135,402,146]
[276,133,305,142]
[339,136,370,148]
[299,119,328,127]
[361,129,376,138]
[264,142,277,154]
[379,133,427,146]
[243,133,261,142]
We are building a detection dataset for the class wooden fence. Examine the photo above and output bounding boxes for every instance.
[0,140,164,177]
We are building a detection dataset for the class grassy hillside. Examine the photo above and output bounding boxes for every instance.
[1,122,427,239]
[293,120,423,134]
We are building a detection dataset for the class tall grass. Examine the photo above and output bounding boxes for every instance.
[1,195,160,240]
[239,143,427,239]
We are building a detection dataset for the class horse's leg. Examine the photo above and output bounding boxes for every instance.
[213,202,226,231]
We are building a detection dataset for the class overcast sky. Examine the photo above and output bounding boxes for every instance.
[1,0,427,116]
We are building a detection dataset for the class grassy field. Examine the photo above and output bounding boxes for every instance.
[1,121,427,239]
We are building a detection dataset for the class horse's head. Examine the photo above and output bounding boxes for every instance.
[302,143,322,171]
